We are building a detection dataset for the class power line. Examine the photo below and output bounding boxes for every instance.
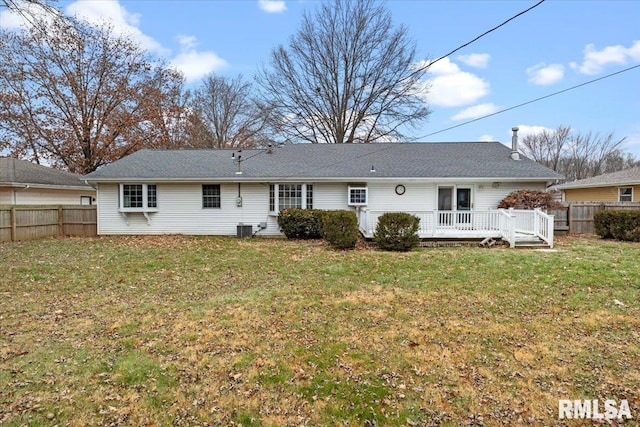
[414,63,640,140]
[255,0,549,175]
[423,64,640,138]
[236,0,548,162]
[427,0,546,69]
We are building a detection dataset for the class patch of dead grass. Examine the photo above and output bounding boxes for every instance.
[0,235,638,425]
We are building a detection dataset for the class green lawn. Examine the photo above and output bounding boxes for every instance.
[0,235,638,426]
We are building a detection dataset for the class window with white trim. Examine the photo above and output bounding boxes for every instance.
[120,184,157,210]
[619,187,633,202]
[202,184,221,208]
[269,183,313,212]
[306,184,313,209]
[348,186,368,206]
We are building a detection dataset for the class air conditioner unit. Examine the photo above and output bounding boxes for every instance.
[237,224,253,239]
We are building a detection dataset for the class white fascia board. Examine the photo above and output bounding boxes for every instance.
[85,176,555,184]
[4,182,94,191]
[558,181,640,190]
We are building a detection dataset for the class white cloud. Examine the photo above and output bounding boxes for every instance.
[478,134,494,142]
[457,53,490,69]
[170,35,227,83]
[527,63,564,86]
[0,1,59,29]
[66,0,167,54]
[451,103,499,121]
[420,58,489,107]
[176,34,197,51]
[570,40,640,75]
[257,0,287,13]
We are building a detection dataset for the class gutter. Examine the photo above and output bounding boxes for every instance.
[84,176,562,184]
[557,181,640,190]
[7,182,94,191]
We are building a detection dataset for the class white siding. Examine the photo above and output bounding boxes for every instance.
[367,182,436,211]
[98,183,270,236]
[473,181,546,210]
[96,180,548,236]
[311,182,350,210]
[97,182,352,236]
[366,181,546,212]
[0,186,95,205]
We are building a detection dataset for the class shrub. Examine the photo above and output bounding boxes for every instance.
[609,211,640,242]
[594,210,640,241]
[498,189,564,211]
[277,208,323,239]
[322,210,359,249]
[373,212,420,252]
[626,226,640,242]
[594,210,615,239]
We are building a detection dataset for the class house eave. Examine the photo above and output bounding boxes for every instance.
[0,182,94,191]
[84,176,558,184]
[558,181,640,190]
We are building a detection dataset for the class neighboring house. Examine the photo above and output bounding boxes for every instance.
[83,141,562,247]
[0,157,96,205]
[555,167,640,202]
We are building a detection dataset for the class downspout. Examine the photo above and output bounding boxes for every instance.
[84,180,98,206]
[12,184,30,204]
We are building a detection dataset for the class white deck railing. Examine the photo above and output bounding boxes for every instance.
[509,208,554,247]
[357,208,554,248]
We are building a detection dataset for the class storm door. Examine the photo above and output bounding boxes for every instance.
[438,187,453,225]
[456,188,472,224]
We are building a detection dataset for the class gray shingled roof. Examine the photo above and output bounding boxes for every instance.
[0,157,90,188]
[83,142,563,181]
[556,166,640,189]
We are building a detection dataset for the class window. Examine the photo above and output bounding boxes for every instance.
[269,185,275,212]
[119,184,157,210]
[80,196,92,206]
[306,184,313,209]
[279,184,302,209]
[348,186,368,206]
[203,184,221,208]
[269,183,313,212]
[619,187,633,202]
[123,184,143,208]
[147,185,157,208]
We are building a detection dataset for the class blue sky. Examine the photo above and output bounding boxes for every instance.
[2,0,640,155]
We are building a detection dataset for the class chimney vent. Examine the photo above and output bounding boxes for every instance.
[511,127,520,161]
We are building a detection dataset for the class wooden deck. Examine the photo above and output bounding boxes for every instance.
[358,209,554,248]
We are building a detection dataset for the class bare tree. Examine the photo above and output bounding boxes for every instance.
[598,150,639,173]
[1,0,62,27]
[256,0,430,144]
[2,0,55,9]
[520,125,571,172]
[190,74,269,149]
[564,131,627,180]
[519,125,632,181]
[0,15,186,174]
[132,67,194,149]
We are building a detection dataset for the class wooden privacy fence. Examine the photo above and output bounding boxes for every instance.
[0,205,97,242]
[552,202,640,235]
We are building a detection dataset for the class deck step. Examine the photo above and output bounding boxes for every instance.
[514,237,549,248]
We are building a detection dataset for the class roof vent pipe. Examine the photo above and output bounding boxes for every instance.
[511,127,520,161]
